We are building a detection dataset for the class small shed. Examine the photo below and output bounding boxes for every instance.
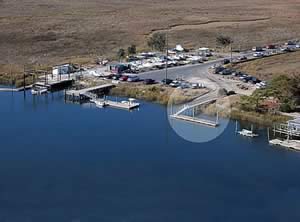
[288,118,300,132]
[52,64,74,75]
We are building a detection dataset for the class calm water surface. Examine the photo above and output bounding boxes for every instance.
[0,91,300,222]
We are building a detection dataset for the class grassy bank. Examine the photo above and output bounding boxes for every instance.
[109,83,208,105]
[230,110,291,126]
[197,95,291,126]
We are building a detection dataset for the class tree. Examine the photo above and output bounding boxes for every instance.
[216,35,233,47]
[216,35,233,60]
[127,44,137,55]
[117,48,125,61]
[147,33,166,51]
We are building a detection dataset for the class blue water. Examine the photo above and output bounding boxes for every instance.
[1,91,300,222]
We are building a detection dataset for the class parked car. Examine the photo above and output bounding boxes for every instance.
[223,59,231,65]
[127,76,140,82]
[253,52,264,57]
[191,83,204,89]
[169,81,181,88]
[285,40,296,46]
[281,47,293,52]
[214,66,225,74]
[143,79,156,85]
[249,77,260,84]
[220,69,232,75]
[112,74,122,80]
[119,75,128,81]
[177,83,190,89]
[238,56,247,61]
[252,46,263,52]
[266,44,276,49]
[256,82,266,89]
[161,78,173,85]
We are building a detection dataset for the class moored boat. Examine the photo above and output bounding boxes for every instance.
[238,129,259,137]
[31,86,48,95]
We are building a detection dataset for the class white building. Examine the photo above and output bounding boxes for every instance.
[288,118,300,136]
[52,64,73,76]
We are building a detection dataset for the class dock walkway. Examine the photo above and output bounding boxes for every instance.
[171,114,218,127]
[0,85,32,92]
[269,139,300,151]
[170,94,219,127]
[65,84,115,102]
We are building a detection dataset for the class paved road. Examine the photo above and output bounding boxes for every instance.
[138,59,223,82]
[138,51,255,85]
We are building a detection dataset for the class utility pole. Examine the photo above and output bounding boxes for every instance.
[165,30,169,84]
[10,64,13,93]
[230,42,233,62]
[23,65,26,98]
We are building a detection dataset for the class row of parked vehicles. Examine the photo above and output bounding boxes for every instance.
[99,72,204,89]
[252,41,300,57]
[104,74,156,85]
[213,66,267,89]
[161,78,205,89]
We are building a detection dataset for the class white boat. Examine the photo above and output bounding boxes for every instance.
[31,87,48,95]
[90,99,106,108]
[121,98,140,107]
[95,100,106,108]
[236,122,258,137]
[238,129,258,137]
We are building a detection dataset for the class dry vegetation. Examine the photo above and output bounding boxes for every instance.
[232,51,300,80]
[0,0,299,71]
[197,95,291,125]
[110,83,208,105]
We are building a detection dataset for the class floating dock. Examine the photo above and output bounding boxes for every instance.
[170,114,218,127]
[92,98,140,110]
[35,79,73,91]
[269,139,300,151]
[0,85,32,92]
[65,84,115,102]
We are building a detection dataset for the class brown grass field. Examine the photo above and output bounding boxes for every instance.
[0,0,300,72]
[232,51,300,80]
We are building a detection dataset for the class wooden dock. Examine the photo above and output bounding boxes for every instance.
[171,114,218,127]
[170,96,219,127]
[272,124,300,137]
[0,85,32,92]
[105,100,140,110]
[34,79,73,91]
[65,84,115,102]
[92,98,140,110]
[269,139,300,151]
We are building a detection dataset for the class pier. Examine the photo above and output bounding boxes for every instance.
[93,98,140,110]
[170,97,219,127]
[65,84,115,102]
[170,113,218,127]
[0,85,32,92]
[269,139,300,151]
[34,79,73,91]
